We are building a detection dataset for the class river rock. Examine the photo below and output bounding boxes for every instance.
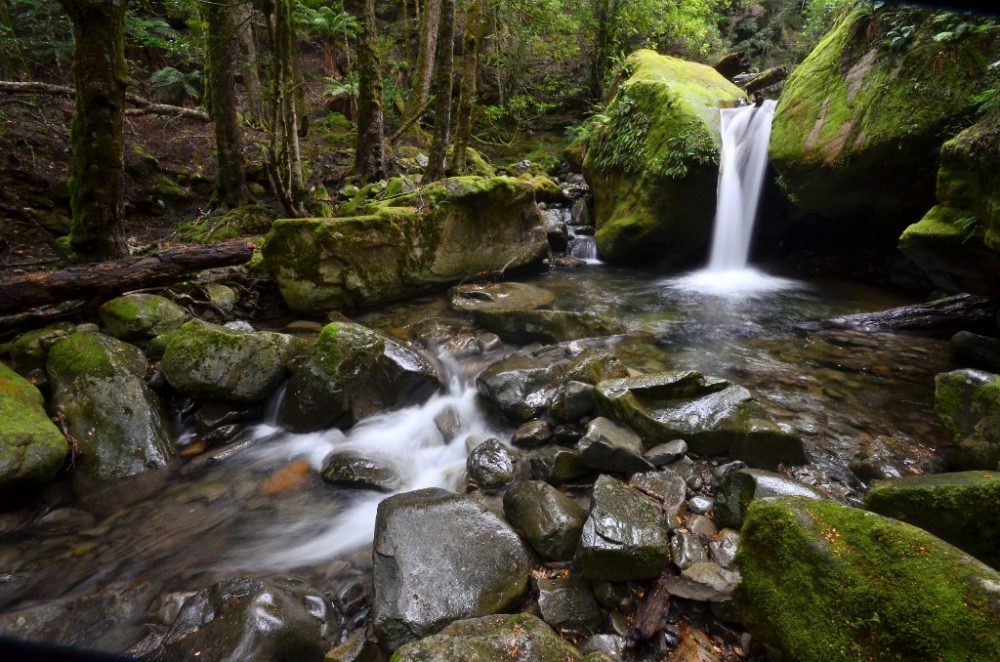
[735,497,1000,661]
[278,322,441,432]
[474,309,626,345]
[542,208,569,253]
[715,468,829,528]
[848,435,913,482]
[577,417,654,474]
[466,439,519,489]
[524,445,588,483]
[450,282,555,312]
[864,471,1000,569]
[9,322,75,376]
[709,529,739,569]
[98,293,189,342]
[47,332,174,491]
[503,480,586,561]
[161,320,296,404]
[645,439,687,466]
[671,530,709,569]
[664,562,740,603]
[511,419,552,449]
[264,176,549,313]
[595,371,805,467]
[373,489,534,650]
[561,380,596,420]
[581,50,745,263]
[392,614,585,662]
[477,353,565,421]
[536,574,602,633]
[0,362,68,487]
[629,470,688,528]
[321,452,401,492]
[935,368,1000,468]
[574,475,669,581]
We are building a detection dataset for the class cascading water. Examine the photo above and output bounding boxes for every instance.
[567,228,601,264]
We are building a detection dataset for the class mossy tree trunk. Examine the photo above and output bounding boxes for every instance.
[422,0,455,184]
[0,0,28,79]
[402,0,440,123]
[235,2,265,124]
[57,0,128,260]
[355,0,386,180]
[590,0,621,100]
[205,0,250,210]
[452,0,484,174]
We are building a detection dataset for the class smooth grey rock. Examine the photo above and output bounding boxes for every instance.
[562,380,597,420]
[503,480,586,561]
[536,575,602,632]
[580,634,626,658]
[688,496,714,515]
[711,460,747,491]
[709,529,740,569]
[477,353,564,422]
[670,530,709,570]
[467,439,519,489]
[686,515,717,538]
[715,468,829,528]
[525,446,588,483]
[629,470,688,528]
[663,562,740,602]
[644,439,688,466]
[511,420,553,449]
[577,417,655,475]
[322,452,402,492]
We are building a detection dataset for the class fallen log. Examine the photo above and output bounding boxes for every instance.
[0,239,255,314]
[630,571,673,642]
[0,80,211,122]
[821,293,998,331]
[739,65,788,94]
[714,51,749,80]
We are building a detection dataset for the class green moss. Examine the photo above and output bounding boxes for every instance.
[9,324,75,376]
[154,174,192,202]
[0,362,68,485]
[98,293,189,341]
[736,497,1000,661]
[177,204,275,244]
[46,332,144,383]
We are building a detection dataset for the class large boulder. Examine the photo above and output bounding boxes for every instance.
[277,322,441,432]
[594,371,805,468]
[160,320,297,404]
[582,50,745,263]
[263,176,549,313]
[864,471,1000,569]
[769,5,999,232]
[900,108,1000,295]
[373,489,534,651]
[98,293,190,342]
[0,362,68,487]
[46,332,174,490]
[934,368,1000,469]
[736,497,1000,661]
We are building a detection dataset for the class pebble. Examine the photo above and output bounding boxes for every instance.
[688,496,714,515]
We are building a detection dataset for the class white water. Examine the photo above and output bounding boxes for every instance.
[669,100,798,297]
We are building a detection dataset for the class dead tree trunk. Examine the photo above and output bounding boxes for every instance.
[740,65,788,94]
[819,294,998,332]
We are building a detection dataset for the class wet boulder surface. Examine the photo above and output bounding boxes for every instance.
[0,361,68,487]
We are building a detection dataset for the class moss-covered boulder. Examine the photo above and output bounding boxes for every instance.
[392,614,586,662]
[735,497,1000,661]
[935,368,1000,469]
[263,176,549,313]
[160,320,297,404]
[276,322,441,432]
[594,371,805,468]
[176,204,274,244]
[715,468,829,528]
[582,49,746,263]
[900,107,1000,294]
[0,362,68,486]
[865,471,1000,569]
[46,333,174,490]
[98,294,190,342]
[770,5,1000,231]
[9,323,75,376]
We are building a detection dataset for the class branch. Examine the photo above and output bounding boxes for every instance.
[390,94,434,144]
[0,81,211,122]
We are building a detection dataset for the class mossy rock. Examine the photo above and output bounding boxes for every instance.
[865,471,1000,569]
[9,323,75,376]
[446,146,496,178]
[263,176,548,313]
[0,362,68,487]
[935,368,1000,469]
[98,294,190,342]
[520,175,565,204]
[582,49,746,263]
[176,205,275,244]
[770,5,1000,231]
[735,497,1000,661]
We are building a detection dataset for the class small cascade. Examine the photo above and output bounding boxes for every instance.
[567,229,601,264]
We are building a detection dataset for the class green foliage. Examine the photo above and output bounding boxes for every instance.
[294,1,357,41]
[322,72,358,101]
[149,65,201,104]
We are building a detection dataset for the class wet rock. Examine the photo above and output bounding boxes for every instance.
[864,471,1000,569]
[685,515,717,538]
[671,530,709,569]
[8,322,75,376]
[644,439,688,466]
[373,489,534,650]
[735,497,1000,661]
[848,435,911,482]
[321,453,402,492]
[278,322,441,432]
[477,353,565,421]
[524,446,588,483]
[503,480,586,561]
[710,460,746,491]
[466,439,519,490]
[392,614,585,662]
[580,634,625,659]
[935,369,1000,469]
[474,309,627,345]
[511,419,552,449]
[664,562,740,603]
[147,576,335,662]
[564,350,629,385]
[709,529,740,569]
[671,622,724,662]
[629,470,687,528]
[561,380,597,420]
[594,371,805,468]
[574,475,670,581]
[541,208,569,253]
[161,320,297,404]
[536,574,603,633]
[0,362,68,487]
[450,282,555,313]
[577,417,655,475]
[715,468,829,528]
[951,331,1000,373]
[688,496,713,515]
[47,332,174,491]
[98,293,189,342]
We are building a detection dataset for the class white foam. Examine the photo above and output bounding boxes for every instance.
[667,267,799,297]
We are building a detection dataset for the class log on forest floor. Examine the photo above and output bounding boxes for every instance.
[0,239,255,315]
[0,80,211,121]
[815,293,998,332]
[737,65,788,94]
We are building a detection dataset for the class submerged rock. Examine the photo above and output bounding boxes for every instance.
[473,309,626,345]
[714,468,829,528]
[503,480,586,561]
[450,282,555,312]
[98,293,189,342]
[373,489,534,650]
[736,497,1000,661]
[935,368,1000,469]
[321,452,401,492]
[0,362,68,487]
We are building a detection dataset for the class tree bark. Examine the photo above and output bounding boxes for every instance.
[590,0,620,100]
[422,0,455,184]
[403,0,440,123]
[817,294,998,332]
[355,0,387,180]
[740,65,788,94]
[451,0,483,174]
[0,0,28,79]
[57,0,128,260]
[0,240,255,314]
[234,1,265,124]
[205,0,251,209]
[0,80,211,120]
[264,0,306,216]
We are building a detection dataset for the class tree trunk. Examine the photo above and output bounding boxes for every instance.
[57,0,128,260]
[451,0,483,174]
[355,0,386,180]
[205,0,250,209]
[234,1,264,124]
[0,0,28,79]
[264,0,306,216]
[590,0,613,100]
[817,294,998,332]
[422,0,455,184]
[403,0,440,123]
